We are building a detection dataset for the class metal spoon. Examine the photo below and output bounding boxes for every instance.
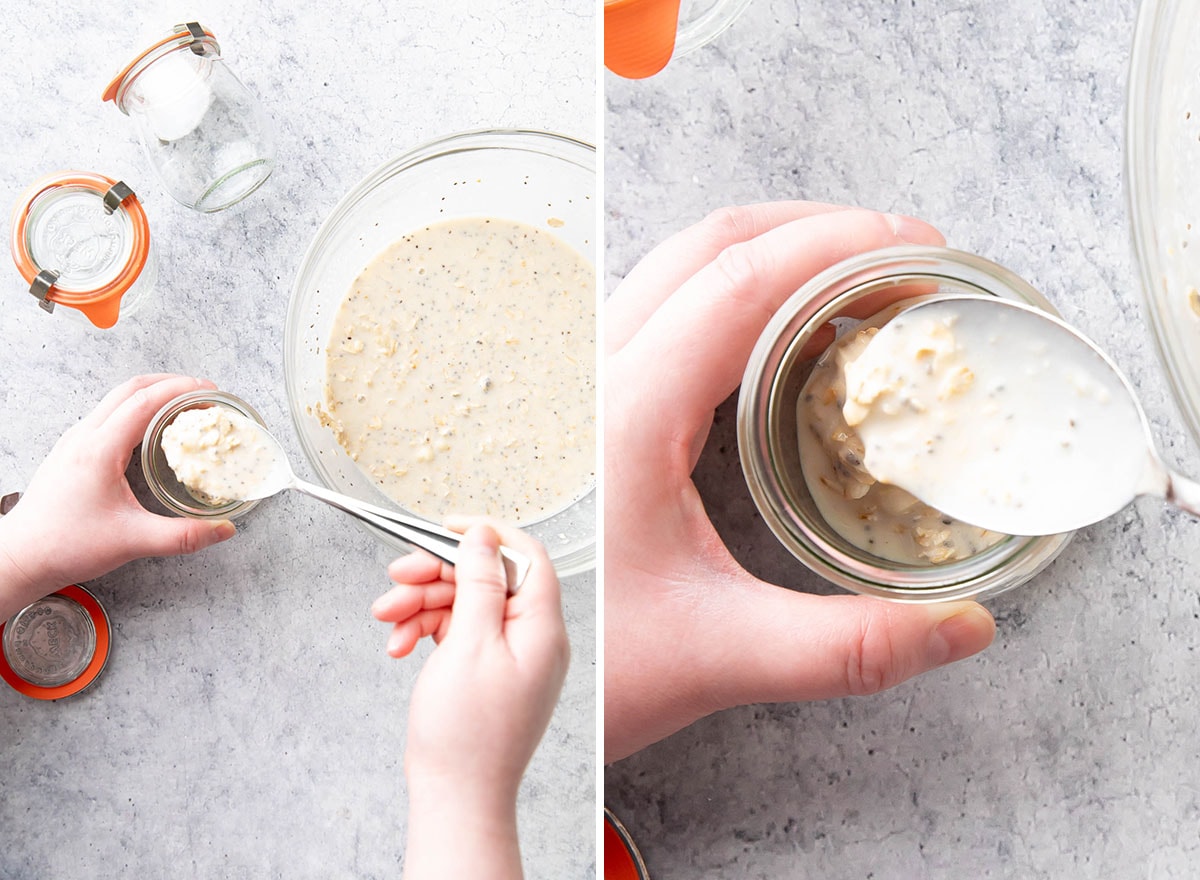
[240,425,531,591]
[843,295,1200,536]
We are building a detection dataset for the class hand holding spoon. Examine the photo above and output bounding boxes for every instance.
[842,295,1200,536]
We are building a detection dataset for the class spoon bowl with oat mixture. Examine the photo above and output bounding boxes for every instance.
[843,295,1200,536]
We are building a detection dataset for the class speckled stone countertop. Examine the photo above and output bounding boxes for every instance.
[0,2,594,877]
[606,1,1200,877]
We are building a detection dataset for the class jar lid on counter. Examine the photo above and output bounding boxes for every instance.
[102,22,220,109]
[9,171,152,328]
[0,584,111,700]
[603,808,650,880]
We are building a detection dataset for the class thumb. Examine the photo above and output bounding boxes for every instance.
[706,582,995,710]
[133,516,237,559]
[446,525,509,643]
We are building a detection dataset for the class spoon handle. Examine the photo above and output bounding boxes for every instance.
[1164,470,1200,520]
[291,479,531,592]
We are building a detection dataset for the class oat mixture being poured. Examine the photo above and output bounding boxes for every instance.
[796,305,1007,565]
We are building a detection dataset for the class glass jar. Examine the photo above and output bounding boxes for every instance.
[9,171,156,328]
[141,390,267,521]
[0,490,112,699]
[604,0,754,78]
[103,22,275,212]
[737,246,1075,602]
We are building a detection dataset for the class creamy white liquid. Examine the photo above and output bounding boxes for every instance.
[162,406,280,506]
[797,302,1006,565]
[321,217,595,524]
[843,297,1158,536]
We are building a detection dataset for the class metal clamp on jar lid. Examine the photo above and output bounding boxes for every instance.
[103,22,276,212]
[9,171,156,329]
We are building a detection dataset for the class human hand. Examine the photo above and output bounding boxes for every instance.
[605,202,997,761]
[372,520,569,879]
[0,374,236,619]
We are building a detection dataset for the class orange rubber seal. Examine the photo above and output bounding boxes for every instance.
[604,808,650,880]
[102,25,218,105]
[9,171,152,329]
[604,0,681,79]
[0,585,111,701]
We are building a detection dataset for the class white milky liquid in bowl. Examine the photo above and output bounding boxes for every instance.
[320,217,596,524]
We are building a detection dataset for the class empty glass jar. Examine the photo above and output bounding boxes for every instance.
[103,22,275,212]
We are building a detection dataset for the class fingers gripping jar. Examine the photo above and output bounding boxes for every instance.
[737,246,1075,603]
[103,22,275,212]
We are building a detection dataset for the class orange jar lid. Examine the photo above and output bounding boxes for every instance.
[9,171,152,328]
[0,585,111,701]
[604,0,682,79]
[604,808,650,880]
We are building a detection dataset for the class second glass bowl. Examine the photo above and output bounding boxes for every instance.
[738,246,1075,602]
[1127,0,1200,452]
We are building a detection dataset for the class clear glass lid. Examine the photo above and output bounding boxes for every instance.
[24,185,135,293]
[2,594,97,688]
[10,171,151,327]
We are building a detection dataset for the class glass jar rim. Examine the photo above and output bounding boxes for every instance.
[102,22,220,110]
[141,390,266,521]
[736,245,1075,602]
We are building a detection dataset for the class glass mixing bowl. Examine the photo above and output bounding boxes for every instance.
[284,129,596,575]
[1127,0,1200,447]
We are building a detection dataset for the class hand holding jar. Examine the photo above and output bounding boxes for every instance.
[372,519,570,879]
[0,375,237,620]
[603,202,997,762]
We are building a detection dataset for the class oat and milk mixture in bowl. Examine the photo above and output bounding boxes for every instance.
[317,216,595,525]
[284,130,597,572]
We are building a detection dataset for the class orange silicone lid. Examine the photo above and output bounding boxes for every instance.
[604,809,650,880]
[0,585,111,701]
[604,0,682,79]
[9,171,151,329]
